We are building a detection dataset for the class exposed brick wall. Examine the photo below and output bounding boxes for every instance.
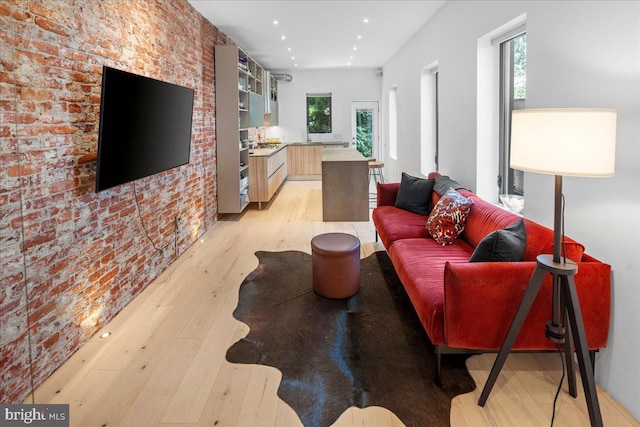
[0,0,231,402]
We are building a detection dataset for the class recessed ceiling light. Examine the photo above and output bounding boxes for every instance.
[294,63,298,67]
[357,35,362,39]
[281,35,286,40]
[273,20,279,25]
[287,47,292,51]
[350,56,353,59]
[291,56,295,60]
[353,46,357,51]
[348,62,351,66]
[363,18,369,23]
[100,332,111,339]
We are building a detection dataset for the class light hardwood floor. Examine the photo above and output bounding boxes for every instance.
[30,181,638,427]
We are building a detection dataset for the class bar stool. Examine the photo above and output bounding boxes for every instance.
[368,160,385,185]
[368,160,384,206]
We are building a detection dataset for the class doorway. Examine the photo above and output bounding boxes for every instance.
[351,102,379,160]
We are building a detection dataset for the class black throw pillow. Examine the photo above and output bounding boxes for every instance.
[469,218,527,262]
[394,172,435,216]
[433,175,465,196]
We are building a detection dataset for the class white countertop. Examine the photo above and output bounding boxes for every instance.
[322,148,367,162]
[249,142,348,157]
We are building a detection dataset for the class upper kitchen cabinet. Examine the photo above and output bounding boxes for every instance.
[249,92,265,127]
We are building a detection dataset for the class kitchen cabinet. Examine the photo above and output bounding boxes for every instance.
[286,145,323,176]
[249,147,287,209]
[249,92,265,127]
[269,100,279,126]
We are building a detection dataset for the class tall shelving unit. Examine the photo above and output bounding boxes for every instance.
[215,45,263,213]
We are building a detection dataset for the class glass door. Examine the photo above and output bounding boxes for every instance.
[351,102,379,160]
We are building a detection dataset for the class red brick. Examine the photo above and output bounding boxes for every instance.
[14,49,47,66]
[50,125,78,135]
[34,16,68,36]
[42,333,59,350]
[48,259,70,275]
[23,229,56,251]
[19,88,54,101]
[99,267,119,286]
[28,300,56,324]
[31,40,58,56]
[12,8,30,22]
[77,153,96,164]
[49,178,76,194]
[16,112,37,124]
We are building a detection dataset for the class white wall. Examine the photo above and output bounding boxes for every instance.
[265,69,381,145]
[381,0,640,420]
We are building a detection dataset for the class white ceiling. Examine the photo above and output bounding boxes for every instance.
[188,1,446,70]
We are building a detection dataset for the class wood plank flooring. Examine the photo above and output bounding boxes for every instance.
[30,180,638,427]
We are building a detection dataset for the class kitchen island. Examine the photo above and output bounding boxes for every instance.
[321,148,369,221]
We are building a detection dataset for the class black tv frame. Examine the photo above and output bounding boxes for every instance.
[95,66,195,192]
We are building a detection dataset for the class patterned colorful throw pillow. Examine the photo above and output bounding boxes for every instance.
[426,188,474,245]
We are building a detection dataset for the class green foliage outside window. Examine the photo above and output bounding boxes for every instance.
[356,110,373,158]
[513,34,526,100]
[307,96,331,133]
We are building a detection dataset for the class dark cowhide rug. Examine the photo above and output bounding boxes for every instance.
[226,250,475,427]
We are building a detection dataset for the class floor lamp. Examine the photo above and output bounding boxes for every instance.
[478,108,617,427]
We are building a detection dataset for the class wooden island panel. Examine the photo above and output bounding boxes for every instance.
[321,148,369,222]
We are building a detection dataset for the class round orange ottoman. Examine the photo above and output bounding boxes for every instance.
[311,233,361,299]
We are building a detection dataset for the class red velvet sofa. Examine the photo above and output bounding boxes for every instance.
[372,175,611,383]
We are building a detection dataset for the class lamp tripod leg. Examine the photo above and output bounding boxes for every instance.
[478,265,548,406]
[561,288,578,398]
[562,275,603,426]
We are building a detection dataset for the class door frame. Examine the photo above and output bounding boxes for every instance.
[351,101,380,160]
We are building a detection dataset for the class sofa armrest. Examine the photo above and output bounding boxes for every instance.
[377,182,400,207]
[443,261,611,351]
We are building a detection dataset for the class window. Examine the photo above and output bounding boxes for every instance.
[420,64,438,175]
[499,33,526,196]
[389,87,398,160]
[307,94,331,133]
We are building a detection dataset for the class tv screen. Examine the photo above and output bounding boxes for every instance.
[96,66,195,192]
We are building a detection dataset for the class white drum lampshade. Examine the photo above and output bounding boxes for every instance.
[510,108,617,177]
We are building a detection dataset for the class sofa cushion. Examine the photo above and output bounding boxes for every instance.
[376,182,401,207]
[433,175,465,196]
[372,206,430,248]
[469,218,527,262]
[461,196,585,261]
[394,172,435,215]
[426,188,474,246]
[389,238,474,345]
[463,196,522,248]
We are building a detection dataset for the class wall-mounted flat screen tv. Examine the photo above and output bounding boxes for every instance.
[96,66,195,192]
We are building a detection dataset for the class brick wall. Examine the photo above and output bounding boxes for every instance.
[0,0,230,402]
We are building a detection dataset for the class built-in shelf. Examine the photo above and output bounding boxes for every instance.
[215,45,265,213]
